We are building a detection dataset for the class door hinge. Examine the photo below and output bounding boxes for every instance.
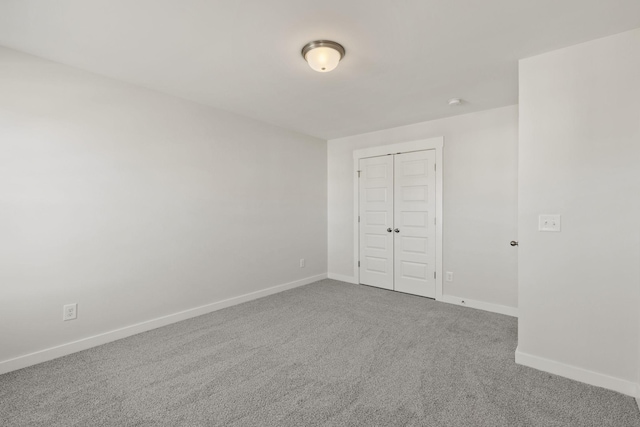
[434,217,436,225]
[358,261,360,267]
[357,170,361,178]
[434,163,436,171]
[434,272,436,279]
[358,215,360,223]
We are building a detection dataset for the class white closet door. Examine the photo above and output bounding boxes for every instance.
[393,150,436,298]
[359,156,394,290]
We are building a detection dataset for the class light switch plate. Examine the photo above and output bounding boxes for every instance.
[539,215,561,232]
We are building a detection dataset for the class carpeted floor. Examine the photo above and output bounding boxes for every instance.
[1,279,639,426]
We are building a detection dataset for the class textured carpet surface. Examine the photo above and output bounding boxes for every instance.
[1,279,639,426]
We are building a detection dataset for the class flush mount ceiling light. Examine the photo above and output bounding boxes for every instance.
[448,98,463,106]
[301,40,345,73]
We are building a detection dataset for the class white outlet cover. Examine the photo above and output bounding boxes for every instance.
[539,215,561,232]
[63,303,77,321]
[446,272,454,282]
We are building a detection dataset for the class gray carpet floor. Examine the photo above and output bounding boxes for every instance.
[1,279,639,426]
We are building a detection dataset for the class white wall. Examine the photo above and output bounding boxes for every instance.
[517,29,640,395]
[328,106,519,310]
[0,47,327,367]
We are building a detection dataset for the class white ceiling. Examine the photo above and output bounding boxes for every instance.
[1,1,639,140]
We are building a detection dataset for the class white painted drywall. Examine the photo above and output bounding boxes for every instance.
[0,47,327,364]
[328,106,519,309]
[517,29,640,387]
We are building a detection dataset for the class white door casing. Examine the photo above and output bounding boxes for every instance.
[358,155,394,290]
[393,150,436,298]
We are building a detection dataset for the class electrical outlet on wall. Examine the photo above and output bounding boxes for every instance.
[446,272,454,282]
[63,303,77,321]
[299,258,305,268]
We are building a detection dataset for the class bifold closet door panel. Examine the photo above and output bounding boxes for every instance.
[393,150,436,298]
[358,156,394,290]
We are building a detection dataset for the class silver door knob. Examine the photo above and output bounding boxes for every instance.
[387,228,392,233]
[510,241,518,246]
[394,228,400,233]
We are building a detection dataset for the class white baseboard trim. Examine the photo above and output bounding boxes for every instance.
[327,273,358,284]
[0,273,327,376]
[515,347,639,398]
[439,295,518,318]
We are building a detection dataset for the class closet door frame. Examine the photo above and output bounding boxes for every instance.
[353,137,444,300]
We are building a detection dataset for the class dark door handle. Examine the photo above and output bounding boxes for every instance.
[510,241,518,246]
[387,228,393,233]
[394,228,400,233]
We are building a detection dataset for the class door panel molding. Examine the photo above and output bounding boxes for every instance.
[358,156,394,290]
[353,137,443,300]
[393,150,436,298]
